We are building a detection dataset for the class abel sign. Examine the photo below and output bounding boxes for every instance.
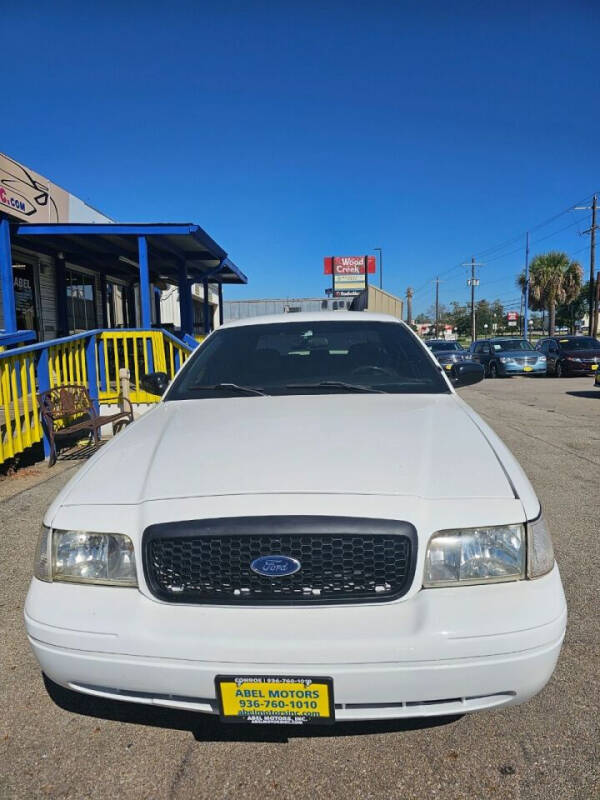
[323,256,376,297]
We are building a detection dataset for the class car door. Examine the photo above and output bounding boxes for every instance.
[546,339,559,372]
[472,342,489,373]
[479,341,492,372]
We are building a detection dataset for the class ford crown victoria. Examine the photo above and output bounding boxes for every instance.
[25,313,566,725]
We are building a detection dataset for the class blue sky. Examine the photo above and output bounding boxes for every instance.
[3,0,599,314]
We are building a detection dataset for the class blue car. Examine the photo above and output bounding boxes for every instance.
[469,338,547,378]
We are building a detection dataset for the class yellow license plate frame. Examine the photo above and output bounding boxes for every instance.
[523,365,533,372]
[216,676,335,725]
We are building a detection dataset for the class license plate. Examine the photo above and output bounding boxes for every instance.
[216,676,335,725]
[592,364,598,371]
[524,366,533,372]
[444,364,452,370]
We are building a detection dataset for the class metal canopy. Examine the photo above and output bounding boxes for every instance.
[13,222,247,285]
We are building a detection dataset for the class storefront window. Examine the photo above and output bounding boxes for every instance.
[12,263,38,332]
[66,268,97,333]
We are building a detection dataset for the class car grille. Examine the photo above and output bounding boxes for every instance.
[143,516,417,605]
[513,356,538,365]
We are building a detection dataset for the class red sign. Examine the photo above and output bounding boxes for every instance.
[507,311,519,321]
[324,256,376,275]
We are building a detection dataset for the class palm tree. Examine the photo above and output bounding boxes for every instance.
[517,251,583,336]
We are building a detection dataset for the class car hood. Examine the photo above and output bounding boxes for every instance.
[433,351,468,361]
[494,349,540,358]
[55,394,516,507]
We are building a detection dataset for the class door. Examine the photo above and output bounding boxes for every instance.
[546,339,559,372]
[472,341,490,370]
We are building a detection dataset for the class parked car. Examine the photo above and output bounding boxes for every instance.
[425,339,471,372]
[25,313,565,726]
[536,335,600,377]
[469,337,547,378]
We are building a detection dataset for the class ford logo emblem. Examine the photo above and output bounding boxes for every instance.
[250,555,301,577]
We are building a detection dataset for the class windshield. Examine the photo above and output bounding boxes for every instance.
[491,339,533,352]
[558,337,600,351]
[427,341,464,352]
[166,320,450,399]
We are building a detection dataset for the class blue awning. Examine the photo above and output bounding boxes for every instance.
[13,222,247,284]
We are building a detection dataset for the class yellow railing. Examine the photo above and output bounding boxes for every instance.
[48,337,88,389]
[97,329,193,404]
[0,328,194,467]
[0,350,43,464]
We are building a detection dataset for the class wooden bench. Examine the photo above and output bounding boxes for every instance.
[39,385,133,467]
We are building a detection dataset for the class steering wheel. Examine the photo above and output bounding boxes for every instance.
[351,365,395,378]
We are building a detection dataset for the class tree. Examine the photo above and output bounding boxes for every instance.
[446,302,470,337]
[555,281,589,333]
[517,251,583,336]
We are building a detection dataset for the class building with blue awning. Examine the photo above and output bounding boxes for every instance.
[0,152,247,342]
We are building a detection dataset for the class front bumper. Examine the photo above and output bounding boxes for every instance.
[498,361,547,376]
[564,361,599,375]
[25,565,567,721]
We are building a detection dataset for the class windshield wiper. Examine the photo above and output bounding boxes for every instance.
[284,381,386,394]
[189,382,268,396]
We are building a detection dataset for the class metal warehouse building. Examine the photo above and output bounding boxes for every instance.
[224,296,353,321]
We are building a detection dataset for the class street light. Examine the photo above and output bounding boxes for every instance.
[373,248,383,289]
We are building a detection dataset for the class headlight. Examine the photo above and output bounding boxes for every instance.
[567,356,581,362]
[499,357,514,364]
[33,526,137,586]
[424,525,525,587]
[527,515,554,578]
[538,356,547,362]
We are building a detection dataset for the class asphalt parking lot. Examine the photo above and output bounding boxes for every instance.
[1,376,598,800]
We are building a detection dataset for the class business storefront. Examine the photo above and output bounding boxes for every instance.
[0,153,246,341]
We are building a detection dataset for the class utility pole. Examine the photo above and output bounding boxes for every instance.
[434,277,440,338]
[575,195,598,335]
[406,287,414,325]
[588,196,597,336]
[594,270,600,338]
[373,248,383,290]
[463,257,484,343]
[523,232,530,339]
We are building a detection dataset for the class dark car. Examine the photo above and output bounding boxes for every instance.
[425,339,471,373]
[536,335,600,377]
[469,338,547,378]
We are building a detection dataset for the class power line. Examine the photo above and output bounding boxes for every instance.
[411,190,600,312]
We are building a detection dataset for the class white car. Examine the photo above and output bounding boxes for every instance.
[26,313,566,725]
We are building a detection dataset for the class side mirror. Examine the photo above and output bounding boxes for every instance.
[140,371,169,396]
[450,362,484,387]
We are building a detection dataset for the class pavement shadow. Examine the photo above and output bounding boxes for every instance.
[565,391,600,399]
[43,675,462,743]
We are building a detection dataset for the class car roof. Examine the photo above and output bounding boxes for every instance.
[220,311,406,329]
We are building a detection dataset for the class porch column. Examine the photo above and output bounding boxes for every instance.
[218,282,224,326]
[203,279,211,334]
[137,236,152,329]
[154,287,162,327]
[99,270,109,329]
[55,254,68,336]
[0,218,17,333]
[126,284,136,327]
[178,261,194,335]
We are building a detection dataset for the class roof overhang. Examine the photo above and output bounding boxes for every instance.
[13,222,247,284]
